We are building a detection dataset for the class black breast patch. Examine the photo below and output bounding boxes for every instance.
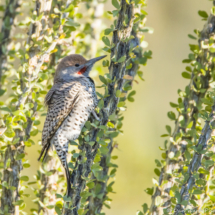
[87,77,95,85]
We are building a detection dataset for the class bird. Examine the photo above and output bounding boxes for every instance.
[38,54,106,195]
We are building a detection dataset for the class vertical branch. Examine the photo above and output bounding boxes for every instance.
[62,0,137,214]
[174,104,215,215]
[0,0,22,90]
[37,0,106,212]
[38,154,60,215]
[36,2,64,213]
[150,8,215,215]
[86,5,147,213]
[0,0,53,214]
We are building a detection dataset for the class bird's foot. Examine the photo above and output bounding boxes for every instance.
[92,110,101,121]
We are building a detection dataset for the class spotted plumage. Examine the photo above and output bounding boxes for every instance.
[38,54,106,195]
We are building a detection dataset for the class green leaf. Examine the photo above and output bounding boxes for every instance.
[27,181,36,185]
[117,101,125,107]
[64,4,74,12]
[73,153,79,158]
[0,107,11,112]
[128,90,136,98]
[63,196,72,202]
[98,100,104,109]
[102,60,109,67]
[142,203,148,213]
[170,102,178,108]
[165,125,171,135]
[212,6,215,15]
[55,206,61,215]
[70,140,78,145]
[109,132,119,138]
[154,168,160,176]
[175,191,181,203]
[187,121,193,128]
[112,9,119,17]
[188,34,197,40]
[127,90,136,102]
[78,208,89,215]
[56,193,63,199]
[155,159,162,167]
[107,121,115,128]
[182,72,191,79]
[112,0,120,9]
[182,59,192,63]
[86,181,95,189]
[145,187,154,196]
[209,195,215,202]
[198,167,209,175]
[116,90,121,97]
[167,111,176,120]
[198,10,208,19]
[30,129,38,136]
[91,163,102,173]
[137,71,144,81]
[99,75,107,85]
[36,13,44,21]
[160,134,169,137]
[190,199,197,207]
[0,89,6,96]
[118,56,126,63]
[16,153,25,160]
[20,176,29,181]
[4,129,15,138]
[23,163,30,168]
[102,36,111,47]
[13,200,24,206]
[104,28,113,35]
[193,189,203,195]
[100,146,109,155]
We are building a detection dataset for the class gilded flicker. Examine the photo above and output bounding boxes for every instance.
[38,54,106,195]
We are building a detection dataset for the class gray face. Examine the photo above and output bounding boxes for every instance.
[54,55,107,83]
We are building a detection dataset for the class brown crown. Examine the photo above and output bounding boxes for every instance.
[56,54,87,73]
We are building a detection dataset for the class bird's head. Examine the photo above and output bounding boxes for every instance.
[54,54,106,83]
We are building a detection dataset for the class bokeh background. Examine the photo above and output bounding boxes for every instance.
[3,0,212,214]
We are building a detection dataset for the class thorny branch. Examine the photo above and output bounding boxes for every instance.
[63,0,135,214]
[150,13,215,215]
[0,0,22,90]
[0,0,53,213]
[174,105,215,215]
[86,18,142,215]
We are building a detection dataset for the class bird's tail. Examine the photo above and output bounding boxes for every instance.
[38,142,51,162]
[65,162,72,196]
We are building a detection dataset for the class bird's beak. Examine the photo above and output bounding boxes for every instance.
[86,55,107,66]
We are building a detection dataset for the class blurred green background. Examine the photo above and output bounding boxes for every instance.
[18,0,212,214]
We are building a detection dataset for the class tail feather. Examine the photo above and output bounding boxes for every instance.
[38,142,51,162]
[65,162,71,196]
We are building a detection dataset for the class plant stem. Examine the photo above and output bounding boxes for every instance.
[150,12,215,215]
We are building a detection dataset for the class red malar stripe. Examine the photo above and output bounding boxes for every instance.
[77,67,87,75]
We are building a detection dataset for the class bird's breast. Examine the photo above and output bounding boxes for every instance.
[60,94,95,141]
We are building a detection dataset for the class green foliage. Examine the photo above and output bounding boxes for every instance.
[0,0,151,214]
[144,3,215,215]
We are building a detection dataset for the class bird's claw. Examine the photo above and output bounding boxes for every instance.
[92,110,101,121]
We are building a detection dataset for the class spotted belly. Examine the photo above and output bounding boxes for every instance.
[60,97,95,141]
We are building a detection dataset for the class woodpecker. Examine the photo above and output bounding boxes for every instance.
[38,54,106,195]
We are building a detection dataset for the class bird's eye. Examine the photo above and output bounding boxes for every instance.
[75,64,80,67]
